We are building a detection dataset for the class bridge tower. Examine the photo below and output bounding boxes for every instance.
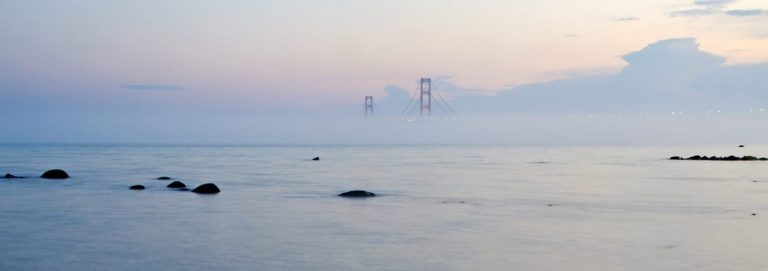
[419,78,432,119]
[364,96,374,116]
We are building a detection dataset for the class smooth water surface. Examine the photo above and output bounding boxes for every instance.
[1,144,768,270]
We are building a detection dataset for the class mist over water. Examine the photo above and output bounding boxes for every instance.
[3,111,767,145]
[3,38,768,145]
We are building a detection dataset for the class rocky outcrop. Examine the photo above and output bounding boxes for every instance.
[191,183,220,194]
[338,190,376,198]
[40,169,69,179]
[312,157,320,161]
[3,173,24,179]
[157,176,172,180]
[129,185,145,190]
[670,155,768,161]
[166,181,186,188]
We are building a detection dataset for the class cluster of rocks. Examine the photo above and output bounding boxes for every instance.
[130,176,220,194]
[4,169,69,179]
[2,169,222,195]
[670,155,768,161]
[6,158,377,199]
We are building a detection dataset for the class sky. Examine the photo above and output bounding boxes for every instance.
[1,0,768,144]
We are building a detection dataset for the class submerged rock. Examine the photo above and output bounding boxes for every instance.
[129,185,145,190]
[3,173,24,179]
[41,169,69,179]
[157,176,172,180]
[739,145,745,148]
[166,181,186,188]
[338,190,376,198]
[191,183,220,194]
[312,157,320,161]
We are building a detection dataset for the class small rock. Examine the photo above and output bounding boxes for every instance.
[739,145,745,147]
[157,176,172,180]
[752,213,757,216]
[753,180,758,183]
[312,157,320,161]
[41,169,69,179]
[166,181,186,188]
[669,156,682,160]
[547,204,553,207]
[338,190,376,198]
[191,183,220,194]
[3,173,24,179]
[129,185,145,190]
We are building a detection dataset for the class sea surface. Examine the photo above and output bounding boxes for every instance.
[1,144,768,270]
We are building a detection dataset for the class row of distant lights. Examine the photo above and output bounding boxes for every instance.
[671,108,766,115]
[392,108,768,121]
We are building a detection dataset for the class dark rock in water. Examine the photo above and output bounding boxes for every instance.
[129,185,145,190]
[191,183,220,194]
[312,157,320,161]
[752,213,757,216]
[41,169,69,179]
[166,181,186,188]
[338,190,376,198]
[739,145,745,148]
[157,176,172,180]
[3,173,24,179]
[672,155,768,161]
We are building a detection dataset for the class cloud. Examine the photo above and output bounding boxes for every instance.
[613,17,639,22]
[380,38,767,115]
[694,0,736,7]
[672,0,768,18]
[726,9,768,16]
[671,8,717,17]
[620,38,724,76]
[120,84,185,91]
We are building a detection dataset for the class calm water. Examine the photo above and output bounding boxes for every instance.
[1,144,768,270]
